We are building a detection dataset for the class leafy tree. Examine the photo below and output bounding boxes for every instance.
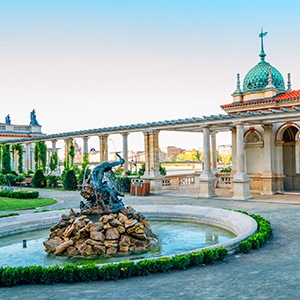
[1,144,11,174]
[69,145,75,167]
[34,141,47,172]
[138,163,166,176]
[49,152,58,173]
[177,150,200,161]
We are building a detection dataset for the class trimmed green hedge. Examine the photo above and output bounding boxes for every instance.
[238,211,273,253]
[0,212,272,286]
[0,247,228,286]
[0,190,39,199]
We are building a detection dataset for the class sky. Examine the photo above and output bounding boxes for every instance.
[1,0,300,152]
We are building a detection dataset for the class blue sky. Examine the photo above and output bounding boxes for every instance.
[1,0,300,151]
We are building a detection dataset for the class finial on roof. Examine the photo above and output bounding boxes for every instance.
[287,73,292,91]
[233,73,242,93]
[259,28,268,62]
[266,67,275,89]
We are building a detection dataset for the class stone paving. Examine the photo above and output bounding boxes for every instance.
[2,188,300,299]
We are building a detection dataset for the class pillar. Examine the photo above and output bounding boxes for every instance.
[122,133,129,174]
[199,126,216,198]
[25,143,31,171]
[232,123,251,200]
[98,134,108,163]
[231,128,237,174]
[64,138,74,169]
[82,136,89,154]
[210,132,218,174]
[262,125,275,194]
[142,130,162,191]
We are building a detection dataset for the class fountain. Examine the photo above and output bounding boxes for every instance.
[43,153,159,257]
[0,153,258,268]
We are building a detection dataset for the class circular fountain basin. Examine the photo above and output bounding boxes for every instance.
[0,205,257,267]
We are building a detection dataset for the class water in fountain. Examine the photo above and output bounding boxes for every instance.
[0,220,235,268]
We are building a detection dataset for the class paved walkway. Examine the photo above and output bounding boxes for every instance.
[2,189,300,299]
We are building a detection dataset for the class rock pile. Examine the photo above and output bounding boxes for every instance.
[43,206,158,256]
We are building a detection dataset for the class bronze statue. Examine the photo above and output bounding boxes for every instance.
[80,152,125,214]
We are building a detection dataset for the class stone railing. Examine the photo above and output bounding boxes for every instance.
[216,172,232,189]
[162,173,199,190]
[162,172,232,190]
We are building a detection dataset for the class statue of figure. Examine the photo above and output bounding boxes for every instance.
[80,152,126,214]
[5,114,11,125]
[30,109,40,126]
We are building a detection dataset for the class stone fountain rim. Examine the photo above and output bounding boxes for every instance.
[0,205,257,254]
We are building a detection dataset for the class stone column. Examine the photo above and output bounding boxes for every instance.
[25,143,31,171]
[122,133,129,174]
[64,138,74,169]
[82,136,89,154]
[262,125,274,194]
[98,134,108,163]
[210,132,218,174]
[13,146,18,172]
[199,126,216,198]
[142,130,162,191]
[231,128,237,174]
[51,140,57,154]
[232,123,251,200]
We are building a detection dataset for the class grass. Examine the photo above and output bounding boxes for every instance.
[0,197,57,211]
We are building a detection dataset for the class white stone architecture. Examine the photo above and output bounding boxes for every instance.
[2,32,300,200]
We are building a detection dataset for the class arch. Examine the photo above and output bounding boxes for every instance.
[276,122,300,189]
[275,122,300,143]
[244,128,263,144]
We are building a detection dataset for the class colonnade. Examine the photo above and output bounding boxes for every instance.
[9,122,254,200]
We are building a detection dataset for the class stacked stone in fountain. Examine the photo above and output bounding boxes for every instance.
[43,206,158,256]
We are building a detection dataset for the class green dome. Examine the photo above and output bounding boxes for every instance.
[243,60,285,93]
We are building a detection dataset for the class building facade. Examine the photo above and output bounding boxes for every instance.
[221,31,300,193]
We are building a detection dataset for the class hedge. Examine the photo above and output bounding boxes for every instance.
[0,212,272,286]
[238,211,273,253]
[0,190,39,199]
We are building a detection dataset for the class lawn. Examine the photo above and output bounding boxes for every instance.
[0,197,57,211]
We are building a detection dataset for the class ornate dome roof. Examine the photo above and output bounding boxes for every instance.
[243,60,285,93]
[242,30,285,93]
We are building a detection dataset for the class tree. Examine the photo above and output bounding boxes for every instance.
[1,144,11,174]
[177,150,200,161]
[49,152,58,173]
[34,141,47,172]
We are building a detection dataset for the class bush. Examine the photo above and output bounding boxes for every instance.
[237,211,273,253]
[115,176,131,193]
[5,173,18,186]
[0,190,39,199]
[47,175,60,188]
[63,169,78,190]
[171,254,191,270]
[32,170,47,188]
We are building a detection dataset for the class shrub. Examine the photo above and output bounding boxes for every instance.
[63,169,78,190]
[239,240,252,254]
[32,169,47,188]
[0,190,39,199]
[189,251,204,266]
[171,254,191,270]
[5,173,18,186]
[99,263,121,281]
[47,175,60,188]
[115,176,131,193]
